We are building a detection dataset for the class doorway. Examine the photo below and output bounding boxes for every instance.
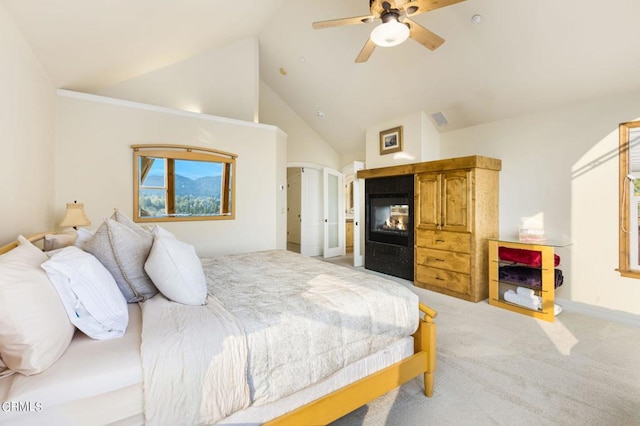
[287,163,364,264]
[286,166,324,257]
[286,168,302,253]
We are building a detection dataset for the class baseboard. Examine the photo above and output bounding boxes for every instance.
[555,297,640,328]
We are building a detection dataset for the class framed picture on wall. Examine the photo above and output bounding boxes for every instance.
[379,126,403,155]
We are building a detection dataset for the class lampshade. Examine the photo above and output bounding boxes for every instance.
[59,202,91,229]
[370,19,410,47]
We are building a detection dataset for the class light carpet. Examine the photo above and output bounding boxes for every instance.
[321,257,640,426]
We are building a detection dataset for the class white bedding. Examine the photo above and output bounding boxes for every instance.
[200,250,419,405]
[0,304,143,426]
[140,294,249,426]
[1,250,420,425]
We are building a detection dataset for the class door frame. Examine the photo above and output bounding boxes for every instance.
[352,161,365,267]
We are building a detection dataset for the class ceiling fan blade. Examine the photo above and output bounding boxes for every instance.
[405,18,445,50]
[401,0,466,17]
[355,38,377,63]
[312,15,376,29]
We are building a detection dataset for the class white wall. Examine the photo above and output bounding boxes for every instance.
[54,90,286,257]
[96,38,260,123]
[365,112,440,169]
[0,3,56,244]
[259,80,339,169]
[440,91,640,317]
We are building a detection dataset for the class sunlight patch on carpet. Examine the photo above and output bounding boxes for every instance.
[536,319,579,355]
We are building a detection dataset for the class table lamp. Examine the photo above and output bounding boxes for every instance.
[60,201,91,230]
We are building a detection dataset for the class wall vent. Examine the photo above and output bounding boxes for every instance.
[431,111,449,127]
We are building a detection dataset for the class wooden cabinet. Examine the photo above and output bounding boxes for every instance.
[415,170,471,232]
[488,240,563,322]
[345,219,354,253]
[357,155,501,302]
[414,158,500,302]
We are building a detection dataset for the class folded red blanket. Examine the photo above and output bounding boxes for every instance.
[498,247,560,267]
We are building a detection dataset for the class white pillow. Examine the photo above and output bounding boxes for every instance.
[151,224,176,239]
[73,228,94,250]
[0,235,75,376]
[42,246,129,340]
[145,233,207,306]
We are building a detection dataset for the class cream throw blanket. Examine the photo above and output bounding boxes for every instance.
[140,294,249,425]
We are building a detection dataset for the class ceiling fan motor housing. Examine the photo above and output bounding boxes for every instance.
[380,10,402,24]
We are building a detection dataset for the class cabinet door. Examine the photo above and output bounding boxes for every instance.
[415,172,441,230]
[345,221,354,252]
[441,170,471,232]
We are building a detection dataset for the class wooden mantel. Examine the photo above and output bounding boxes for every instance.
[356,155,502,179]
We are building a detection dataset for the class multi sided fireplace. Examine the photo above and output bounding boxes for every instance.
[365,175,414,281]
[369,196,410,246]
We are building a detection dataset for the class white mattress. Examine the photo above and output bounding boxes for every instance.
[0,304,143,426]
[0,302,414,425]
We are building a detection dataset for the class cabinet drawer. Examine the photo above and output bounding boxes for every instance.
[416,230,471,253]
[416,265,471,295]
[416,247,470,273]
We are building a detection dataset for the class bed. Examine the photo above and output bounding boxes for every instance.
[0,229,437,425]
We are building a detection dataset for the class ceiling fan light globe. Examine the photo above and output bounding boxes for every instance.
[370,20,410,47]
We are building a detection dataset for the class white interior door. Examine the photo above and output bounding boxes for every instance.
[323,167,344,258]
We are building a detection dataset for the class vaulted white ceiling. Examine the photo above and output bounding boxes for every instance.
[5,0,640,156]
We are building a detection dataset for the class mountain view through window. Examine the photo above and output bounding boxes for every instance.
[139,158,225,217]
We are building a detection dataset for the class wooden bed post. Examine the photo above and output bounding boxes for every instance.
[416,302,437,397]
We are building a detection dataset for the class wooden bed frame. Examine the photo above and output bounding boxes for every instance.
[0,232,51,255]
[1,233,437,425]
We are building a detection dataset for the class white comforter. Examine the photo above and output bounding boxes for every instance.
[140,250,418,424]
[202,250,419,405]
[140,295,249,425]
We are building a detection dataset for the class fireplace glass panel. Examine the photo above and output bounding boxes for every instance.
[370,197,409,239]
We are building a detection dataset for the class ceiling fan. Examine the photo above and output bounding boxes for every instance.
[312,0,466,63]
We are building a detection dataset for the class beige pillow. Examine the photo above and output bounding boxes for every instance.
[0,235,75,375]
[84,218,157,303]
[43,229,77,251]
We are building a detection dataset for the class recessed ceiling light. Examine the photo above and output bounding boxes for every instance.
[471,14,482,24]
[316,111,326,118]
[299,56,306,63]
[279,67,287,76]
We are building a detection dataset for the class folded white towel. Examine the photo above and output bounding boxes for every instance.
[504,289,541,310]
[516,286,535,297]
